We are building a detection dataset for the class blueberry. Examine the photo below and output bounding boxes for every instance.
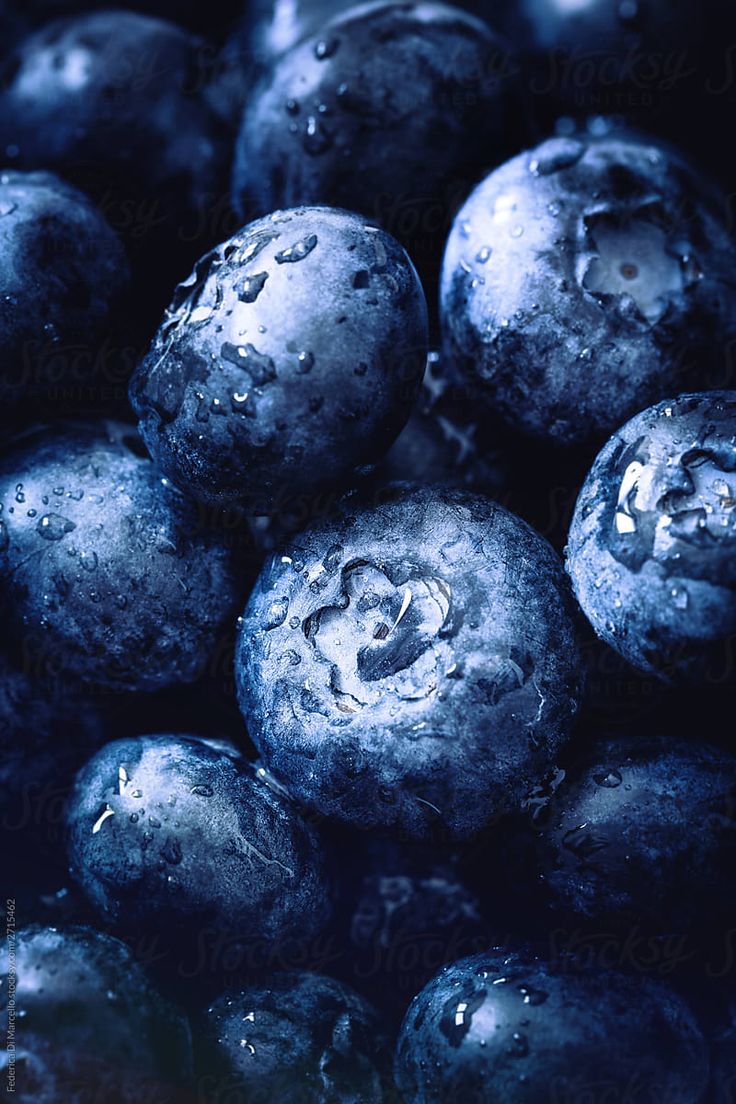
[236,485,582,840]
[196,971,391,1103]
[532,734,736,930]
[65,734,331,948]
[0,422,242,691]
[0,11,230,294]
[223,0,494,113]
[395,947,709,1104]
[0,923,192,1103]
[441,136,736,447]
[566,391,736,682]
[0,171,129,420]
[232,2,523,294]
[129,207,428,514]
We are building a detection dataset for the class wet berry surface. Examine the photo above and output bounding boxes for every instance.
[1,2,735,1101]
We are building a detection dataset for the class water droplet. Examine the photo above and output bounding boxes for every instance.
[296,350,314,374]
[239,271,269,303]
[475,246,492,264]
[593,768,622,788]
[92,804,114,834]
[303,116,333,154]
[0,200,17,217]
[231,391,251,413]
[529,138,586,176]
[314,37,339,59]
[671,586,689,610]
[266,596,289,629]
[517,984,548,1006]
[439,990,487,1046]
[221,342,276,385]
[37,514,76,541]
[79,550,98,573]
[615,461,644,534]
[323,543,343,573]
[190,784,214,797]
[509,1032,529,1057]
[275,235,318,264]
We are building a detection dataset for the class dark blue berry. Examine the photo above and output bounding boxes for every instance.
[566,391,736,682]
[0,422,243,690]
[236,485,582,840]
[441,137,736,446]
[65,734,331,948]
[232,2,523,294]
[0,170,129,422]
[0,11,231,298]
[532,734,736,930]
[196,971,391,1103]
[395,946,709,1104]
[0,923,192,1103]
[130,207,428,513]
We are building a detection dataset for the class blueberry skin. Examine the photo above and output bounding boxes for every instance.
[232,2,522,290]
[0,171,129,416]
[196,972,391,1103]
[532,735,736,931]
[441,136,736,447]
[0,422,242,691]
[0,11,229,270]
[0,923,192,1103]
[66,734,331,946]
[130,207,428,514]
[231,0,495,68]
[236,485,583,840]
[566,391,736,682]
[395,947,709,1104]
